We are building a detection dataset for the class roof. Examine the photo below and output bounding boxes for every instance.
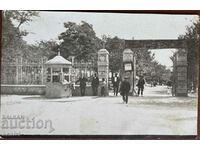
[123,49,133,54]
[98,49,109,54]
[45,53,72,65]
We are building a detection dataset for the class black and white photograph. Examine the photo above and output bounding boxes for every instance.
[0,11,199,138]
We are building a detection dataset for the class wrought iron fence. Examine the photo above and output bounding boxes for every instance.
[1,56,97,85]
[72,61,97,83]
[1,57,48,85]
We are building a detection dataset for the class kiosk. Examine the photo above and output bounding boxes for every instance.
[45,52,72,98]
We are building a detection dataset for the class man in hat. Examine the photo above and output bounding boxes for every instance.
[91,73,99,96]
[137,75,145,96]
[119,76,130,104]
[112,73,120,96]
[76,74,88,96]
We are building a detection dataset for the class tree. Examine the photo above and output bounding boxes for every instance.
[58,21,102,62]
[133,48,172,84]
[2,11,25,61]
[104,36,125,73]
[26,40,58,60]
[2,11,39,61]
[8,10,39,29]
[134,48,155,77]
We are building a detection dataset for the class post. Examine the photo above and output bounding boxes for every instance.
[98,49,109,96]
[133,55,136,94]
[122,49,134,95]
[71,56,75,66]
[20,57,23,84]
[50,67,53,83]
[41,58,44,85]
[175,49,188,97]
[16,58,19,84]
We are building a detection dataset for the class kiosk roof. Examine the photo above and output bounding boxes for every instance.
[45,55,72,65]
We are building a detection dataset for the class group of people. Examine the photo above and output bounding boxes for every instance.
[76,73,146,104]
[75,73,100,96]
[112,74,146,104]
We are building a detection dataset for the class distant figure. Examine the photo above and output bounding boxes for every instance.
[36,76,40,84]
[91,73,99,96]
[150,81,153,87]
[101,78,106,96]
[76,74,88,96]
[120,77,131,104]
[166,80,172,87]
[112,73,120,96]
[137,75,145,96]
[166,80,172,95]
[153,81,157,87]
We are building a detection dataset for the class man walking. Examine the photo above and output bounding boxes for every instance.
[100,78,106,96]
[137,75,145,96]
[76,74,87,96]
[112,73,120,96]
[119,76,130,104]
[91,73,99,96]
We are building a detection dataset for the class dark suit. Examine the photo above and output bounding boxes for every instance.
[112,76,120,96]
[91,76,99,96]
[76,77,87,96]
[120,80,130,104]
[137,78,145,96]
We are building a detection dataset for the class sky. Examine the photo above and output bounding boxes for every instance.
[18,11,198,68]
[150,49,177,70]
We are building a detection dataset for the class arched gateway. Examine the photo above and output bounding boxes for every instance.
[124,39,188,97]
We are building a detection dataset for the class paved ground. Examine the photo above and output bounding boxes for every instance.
[0,85,198,135]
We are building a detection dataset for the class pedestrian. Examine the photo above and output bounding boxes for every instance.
[136,75,145,96]
[75,74,88,96]
[101,78,106,96]
[119,76,130,104]
[112,73,120,96]
[91,73,99,96]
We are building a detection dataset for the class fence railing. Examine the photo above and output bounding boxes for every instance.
[1,57,97,85]
[72,62,97,83]
[1,57,47,85]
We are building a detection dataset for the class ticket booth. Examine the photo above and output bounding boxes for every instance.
[45,52,72,98]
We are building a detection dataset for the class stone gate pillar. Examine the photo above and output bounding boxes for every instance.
[122,49,135,95]
[174,49,188,97]
[98,49,109,96]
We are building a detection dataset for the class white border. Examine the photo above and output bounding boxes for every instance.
[0,0,199,149]
[0,0,200,10]
[1,141,200,150]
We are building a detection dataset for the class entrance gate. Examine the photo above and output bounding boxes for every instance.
[125,39,188,97]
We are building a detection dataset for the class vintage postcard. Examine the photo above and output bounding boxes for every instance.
[0,11,199,139]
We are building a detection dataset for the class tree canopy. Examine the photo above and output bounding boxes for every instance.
[58,21,102,62]
[104,36,125,72]
[2,11,39,61]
